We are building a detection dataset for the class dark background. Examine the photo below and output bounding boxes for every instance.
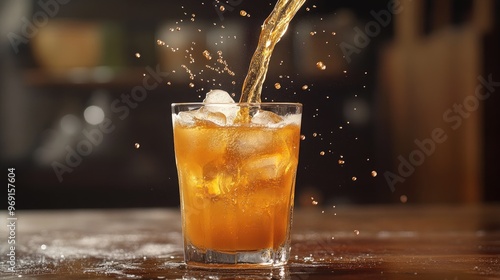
[0,0,498,209]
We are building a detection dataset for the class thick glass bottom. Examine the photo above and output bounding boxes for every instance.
[184,244,290,268]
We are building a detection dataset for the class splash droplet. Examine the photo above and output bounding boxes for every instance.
[371,170,378,177]
[354,230,360,235]
[135,53,141,58]
[302,85,308,90]
[300,135,306,140]
[400,195,408,203]
[338,159,345,165]
[316,61,326,70]
[240,10,248,17]
[274,83,281,89]
[351,176,357,181]
[203,50,212,60]
[319,151,325,156]
[134,143,140,149]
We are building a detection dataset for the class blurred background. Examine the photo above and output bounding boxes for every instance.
[0,0,498,209]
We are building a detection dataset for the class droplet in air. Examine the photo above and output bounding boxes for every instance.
[338,159,345,165]
[203,50,212,60]
[134,143,140,149]
[312,201,318,205]
[351,176,357,181]
[371,170,378,177]
[189,83,195,88]
[302,85,308,90]
[400,195,408,203]
[300,135,306,140]
[319,151,325,156]
[135,53,141,58]
[312,132,318,137]
[316,61,326,70]
[274,83,281,89]
[240,10,247,17]
[41,244,47,250]
[354,230,360,235]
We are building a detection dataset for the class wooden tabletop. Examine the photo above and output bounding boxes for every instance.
[1,205,499,279]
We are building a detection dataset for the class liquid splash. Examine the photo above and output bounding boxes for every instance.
[239,0,307,104]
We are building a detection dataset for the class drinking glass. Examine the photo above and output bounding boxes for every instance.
[171,102,302,268]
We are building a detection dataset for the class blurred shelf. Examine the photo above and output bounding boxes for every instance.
[23,67,156,89]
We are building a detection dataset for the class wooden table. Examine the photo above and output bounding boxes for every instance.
[1,205,499,279]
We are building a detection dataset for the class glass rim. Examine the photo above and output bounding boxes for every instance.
[171,102,302,107]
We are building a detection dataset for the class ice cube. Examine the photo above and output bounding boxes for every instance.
[195,108,227,126]
[202,90,238,124]
[175,107,227,126]
[202,159,235,196]
[175,111,197,126]
[243,154,286,181]
[251,110,284,126]
[229,130,273,157]
[203,89,235,103]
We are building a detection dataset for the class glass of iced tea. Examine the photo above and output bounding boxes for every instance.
[172,97,302,268]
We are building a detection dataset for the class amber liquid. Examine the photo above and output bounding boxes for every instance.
[174,118,300,251]
[174,0,305,258]
[239,0,306,104]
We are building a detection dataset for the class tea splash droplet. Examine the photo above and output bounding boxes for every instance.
[316,61,326,70]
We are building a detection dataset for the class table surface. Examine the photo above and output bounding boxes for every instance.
[1,205,499,279]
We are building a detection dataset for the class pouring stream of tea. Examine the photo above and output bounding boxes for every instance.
[237,0,306,120]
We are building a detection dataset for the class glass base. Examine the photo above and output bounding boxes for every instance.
[184,244,290,268]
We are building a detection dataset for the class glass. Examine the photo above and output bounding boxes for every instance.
[171,102,302,268]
